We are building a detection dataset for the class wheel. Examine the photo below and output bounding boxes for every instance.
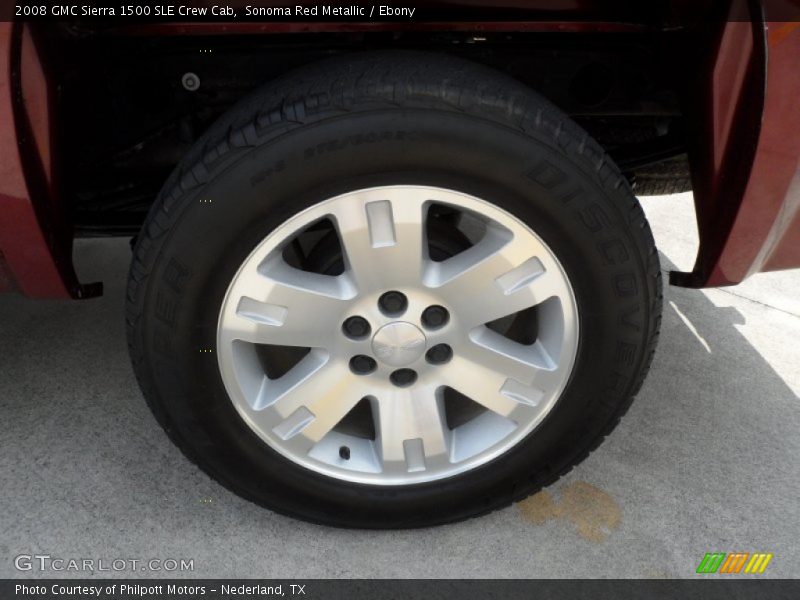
[126,51,662,528]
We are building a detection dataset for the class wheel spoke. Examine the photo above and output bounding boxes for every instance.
[250,358,367,456]
[426,225,566,328]
[442,337,561,422]
[373,385,450,474]
[467,326,560,373]
[221,257,354,348]
[332,192,428,292]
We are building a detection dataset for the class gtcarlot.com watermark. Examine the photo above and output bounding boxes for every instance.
[14,554,194,573]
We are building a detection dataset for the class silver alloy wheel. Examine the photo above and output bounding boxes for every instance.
[217,186,579,485]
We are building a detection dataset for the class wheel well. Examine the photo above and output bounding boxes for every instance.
[35,26,694,235]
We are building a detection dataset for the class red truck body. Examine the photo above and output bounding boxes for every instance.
[1,1,799,298]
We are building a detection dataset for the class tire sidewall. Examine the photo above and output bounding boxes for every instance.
[138,109,653,526]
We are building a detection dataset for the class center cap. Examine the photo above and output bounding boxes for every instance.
[371,322,427,367]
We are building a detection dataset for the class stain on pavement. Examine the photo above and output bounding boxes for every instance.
[517,481,621,542]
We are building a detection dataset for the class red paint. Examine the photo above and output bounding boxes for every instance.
[692,18,800,286]
[670,16,765,289]
[0,24,99,299]
[709,21,800,283]
[0,24,70,297]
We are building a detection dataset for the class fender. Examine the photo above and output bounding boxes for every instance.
[0,23,100,298]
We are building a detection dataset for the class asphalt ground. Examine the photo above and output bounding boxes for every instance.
[1,192,798,578]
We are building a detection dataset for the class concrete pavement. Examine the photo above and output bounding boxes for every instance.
[1,192,798,578]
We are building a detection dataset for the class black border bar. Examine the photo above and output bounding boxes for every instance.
[4,579,800,600]
[5,0,800,23]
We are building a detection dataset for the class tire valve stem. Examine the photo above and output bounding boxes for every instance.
[339,446,351,460]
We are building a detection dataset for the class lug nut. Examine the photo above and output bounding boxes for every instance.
[378,291,408,316]
[426,344,453,365]
[350,355,377,375]
[422,305,449,329]
[342,316,370,339]
[390,368,418,387]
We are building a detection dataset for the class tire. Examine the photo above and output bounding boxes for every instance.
[633,155,692,196]
[126,51,662,528]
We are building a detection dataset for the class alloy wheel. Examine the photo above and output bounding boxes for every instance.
[217,186,579,485]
